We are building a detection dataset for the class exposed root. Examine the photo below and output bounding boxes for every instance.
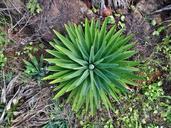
[11,87,51,127]
[0,72,51,127]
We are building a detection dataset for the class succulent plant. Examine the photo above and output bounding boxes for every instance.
[44,18,140,114]
[23,54,46,80]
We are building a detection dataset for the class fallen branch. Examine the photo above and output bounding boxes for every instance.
[152,4,171,14]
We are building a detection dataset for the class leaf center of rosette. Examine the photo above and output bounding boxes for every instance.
[89,64,95,70]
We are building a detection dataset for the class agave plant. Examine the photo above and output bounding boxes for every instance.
[23,54,46,80]
[44,18,140,114]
